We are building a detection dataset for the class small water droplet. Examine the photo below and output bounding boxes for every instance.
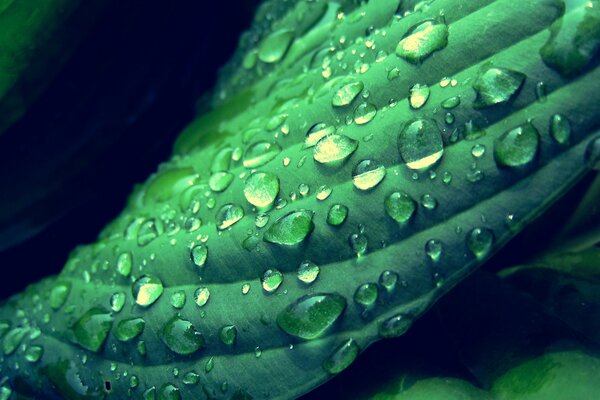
[425,239,443,262]
[132,275,164,307]
[385,192,416,223]
[327,204,348,226]
[244,172,280,209]
[194,287,210,307]
[117,252,133,277]
[332,81,364,106]
[24,345,43,362]
[349,232,368,256]
[219,325,237,346]
[316,185,332,200]
[258,29,295,63]
[354,283,378,307]
[191,244,208,269]
[421,194,437,210]
[323,338,360,374]
[209,172,234,192]
[471,144,486,158]
[243,142,282,168]
[71,308,114,352]
[409,83,430,109]
[170,290,186,309]
[466,227,494,259]
[550,114,571,145]
[110,292,125,312]
[262,269,284,293]
[378,314,412,338]
[115,317,145,342]
[305,123,336,148]
[352,159,386,190]
[441,96,460,109]
[216,204,245,230]
[297,260,320,284]
[49,282,71,310]
[379,270,399,292]
[353,103,377,125]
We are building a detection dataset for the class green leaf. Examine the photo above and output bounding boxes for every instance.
[2,0,600,398]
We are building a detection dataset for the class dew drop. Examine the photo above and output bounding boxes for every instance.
[332,81,364,107]
[379,314,412,338]
[398,119,444,170]
[132,275,164,307]
[115,318,145,342]
[352,159,386,190]
[323,338,360,374]
[472,67,526,109]
[466,227,494,259]
[277,293,347,340]
[71,308,114,352]
[261,269,284,293]
[353,103,377,125]
[314,134,359,165]
[216,204,245,230]
[160,316,204,355]
[385,192,416,223]
[395,20,449,63]
[327,204,349,226]
[409,83,430,109]
[243,142,282,168]
[264,210,314,245]
[244,172,280,209]
[550,114,571,145]
[494,123,540,167]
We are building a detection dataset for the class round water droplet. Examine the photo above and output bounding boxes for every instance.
[353,103,377,125]
[354,283,378,307]
[323,338,360,374]
[316,185,332,200]
[473,67,526,109]
[494,123,540,167]
[209,172,234,192]
[158,383,181,400]
[115,318,145,342]
[216,204,245,230]
[305,123,336,148]
[471,144,486,158]
[349,233,368,256]
[243,142,282,168]
[191,244,208,269]
[132,275,164,307]
[327,204,348,226]
[71,308,114,352]
[379,314,412,338]
[160,316,204,355]
[264,210,314,245]
[258,29,295,63]
[395,20,449,63]
[421,194,437,210]
[385,192,416,223]
[277,293,347,340]
[332,81,364,107]
[297,260,320,284]
[116,252,132,277]
[24,345,43,363]
[314,134,358,165]
[550,114,571,145]
[183,371,200,385]
[262,269,284,293]
[244,172,280,209]
[585,136,600,170]
[425,239,443,262]
[194,287,210,307]
[398,119,444,170]
[466,227,494,259]
[170,290,186,309]
[379,270,399,292]
[352,159,386,190]
[219,325,237,346]
[409,83,430,109]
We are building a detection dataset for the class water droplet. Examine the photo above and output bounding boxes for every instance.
[379,270,399,292]
[115,318,145,342]
[441,96,461,109]
[241,283,251,295]
[332,81,364,106]
[117,252,133,277]
[160,315,204,355]
[398,119,444,170]
[349,232,368,256]
[466,227,494,259]
[327,204,349,226]
[50,282,71,310]
[110,292,125,312]
[194,287,210,307]
[421,194,437,210]
[71,308,114,352]
[209,172,234,192]
[277,293,346,339]
[354,283,378,307]
[170,290,186,309]
[314,134,358,165]
[216,204,245,230]
[323,338,360,374]
[211,147,233,172]
[352,159,386,190]
[425,239,443,262]
[137,219,163,247]
[385,192,416,223]
[494,123,540,167]
[550,114,571,145]
[264,210,314,245]
[244,172,280,209]
[258,29,295,63]
[24,345,43,362]
[2,327,28,355]
[316,185,332,200]
[191,244,208,269]
[254,346,262,358]
[297,260,320,284]
[243,142,282,168]
[353,103,377,125]
[395,20,449,63]
[219,325,237,346]
[183,371,200,385]
[473,67,526,109]
[262,269,284,293]
[205,357,215,373]
[379,314,412,338]
[471,144,486,158]
[158,383,181,400]
[132,275,164,307]
[585,136,600,170]
[409,83,430,109]
[305,123,336,148]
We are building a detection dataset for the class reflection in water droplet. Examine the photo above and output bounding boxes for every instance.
[132,275,164,307]
[216,204,245,230]
[473,67,526,109]
[314,134,359,165]
[305,123,335,148]
[352,160,386,190]
[297,261,320,284]
[395,20,449,63]
[262,269,284,293]
[494,123,540,167]
[398,119,444,170]
[277,293,346,340]
[244,172,280,209]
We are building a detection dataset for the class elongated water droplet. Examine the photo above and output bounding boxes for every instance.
[211,147,233,172]
[494,123,540,167]
[327,204,349,226]
[316,185,332,200]
[385,192,416,223]
[441,96,460,109]
[354,103,377,125]
[314,134,358,165]
[115,318,145,342]
[137,219,163,247]
[379,314,412,338]
[398,119,444,170]
[332,81,364,107]
[216,204,244,230]
[262,269,284,293]
[264,210,314,245]
[2,327,28,355]
[467,227,494,259]
[305,123,336,148]
[352,160,386,190]
[258,29,295,63]
[243,142,281,168]
[409,83,430,109]
[395,20,449,63]
[323,338,360,374]
[194,287,210,307]
[550,114,571,145]
[244,172,280,209]
[297,260,320,284]
[117,252,132,277]
[473,67,526,109]
[110,292,125,312]
[277,293,346,340]
[24,345,43,363]
[71,308,113,352]
[209,172,234,192]
[160,316,204,355]
[50,282,71,310]
[191,244,208,269]
[132,275,164,307]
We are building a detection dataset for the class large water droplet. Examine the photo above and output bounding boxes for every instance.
[409,83,430,109]
[398,119,444,170]
[158,383,181,400]
[216,204,245,230]
[209,172,234,192]
[352,159,386,190]
[2,327,28,355]
[353,103,377,125]
[327,204,349,226]
[258,29,295,63]
[244,172,280,209]
[472,67,525,109]
[466,227,494,259]
[332,81,364,107]
[494,123,540,167]
[323,338,360,374]
[132,275,164,307]
[243,142,282,168]
[115,318,145,342]
[395,20,449,63]
[305,123,336,148]
[264,210,314,245]
[385,192,416,223]
[71,308,114,352]
[314,134,358,165]
[277,293,347,340]
[160,316,204,355]
[379,314,412,338]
